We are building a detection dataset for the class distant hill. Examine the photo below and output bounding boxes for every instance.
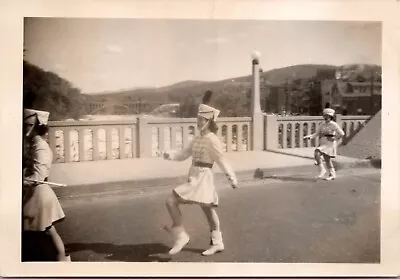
[84,63,381,105]
[260,64,337,84]
[85,80,207,101]
[157,80,209,92]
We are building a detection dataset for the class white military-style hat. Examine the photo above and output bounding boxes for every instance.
[23,109,50,125]
[323,108,335,117]
[198,104,220,121]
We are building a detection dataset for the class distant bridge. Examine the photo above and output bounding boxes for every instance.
[87,101,162,114]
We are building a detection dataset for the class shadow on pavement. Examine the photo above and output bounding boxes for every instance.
[262,175,318,182]
[66,242,173,262]
[66,242,205,262]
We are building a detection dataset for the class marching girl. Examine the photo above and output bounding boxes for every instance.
[22,109,69,261]
[303,108,345,180]
[163,101,238,256]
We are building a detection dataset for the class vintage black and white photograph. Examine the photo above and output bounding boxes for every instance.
[20,16,385,265]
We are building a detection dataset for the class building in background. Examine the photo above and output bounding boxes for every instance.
[320,80,381,115]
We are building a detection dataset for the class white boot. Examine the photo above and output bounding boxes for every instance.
[202,230,224,256]
[316,164,327,179]
[168,226,190,255]
[325,168,336,181]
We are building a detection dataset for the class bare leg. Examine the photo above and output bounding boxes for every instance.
[165,192,189,255]
[47,226,68,261]
[201,206,220,232]
[315,149,327,178]
[323,154,335,180]
[165,193,183,227]
[323,154,334,169]
[314,149,322,165]
[201,206,224,256]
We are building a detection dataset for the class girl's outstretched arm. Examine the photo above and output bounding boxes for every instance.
[304,124,321,140]
[164,140,194,161]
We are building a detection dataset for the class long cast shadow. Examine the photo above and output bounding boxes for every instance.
[66,242,203,262]
[263,175,318,182]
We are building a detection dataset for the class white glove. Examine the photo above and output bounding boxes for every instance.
[227,174,238,189]
[231,180,238,189]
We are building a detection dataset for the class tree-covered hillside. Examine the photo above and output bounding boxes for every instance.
[23,61,87,121]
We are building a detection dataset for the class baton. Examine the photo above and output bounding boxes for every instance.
[25,179,67,187]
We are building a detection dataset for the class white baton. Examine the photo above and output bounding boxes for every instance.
[25,179,67,187]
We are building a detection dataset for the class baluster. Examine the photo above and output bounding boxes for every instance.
[315,122,320,147]
[78,128,85,162]
[299,122,304,148]
[170,126,177,150]
[341,122,346,142]
[355,121,360,132]
[290,123,295,149]
[119,126,126,159]
[48,128,57,163]
[237,124,243,151]
[93,128,99,161]
[182,125,189,148]
[216,123,222,140]
[281,123,287,149]
[347,121,351,138]
[64,128,71,163]
[106,127,113,160]
[248,123,252,151]
[131,125,137,158]
[303,123,309,148]
[245,124,250,151]
[350,122,355,136]
[226,124,232,152]
[159,126,165,152]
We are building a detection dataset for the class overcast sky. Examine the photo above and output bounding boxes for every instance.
[24,18,381,94]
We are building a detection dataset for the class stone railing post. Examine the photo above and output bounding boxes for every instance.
[252,113,264,151]
[137,116,152,158]
[250,50,264,151]
[336,113,342,127]
[264,114,278,150]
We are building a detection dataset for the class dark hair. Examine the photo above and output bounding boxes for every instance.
[324,114,336,121]
[209,118,219,134]
[36,124,49,136]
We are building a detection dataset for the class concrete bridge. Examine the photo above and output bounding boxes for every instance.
[87,100,161,115]
[47,111,372,186]
[47,55,377,186]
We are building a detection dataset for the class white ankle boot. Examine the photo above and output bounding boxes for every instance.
[316,164,327,179]
[202,230,224,256]
[168,226,190,255]
[325,168,336,181]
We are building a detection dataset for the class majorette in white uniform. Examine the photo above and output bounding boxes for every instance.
[164,103,237,256]
[304,108,345,180]
[168,128,236,206]
[22,109,66,261]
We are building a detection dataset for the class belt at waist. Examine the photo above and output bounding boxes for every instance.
[321,134,335,138]
[193,161,214,168]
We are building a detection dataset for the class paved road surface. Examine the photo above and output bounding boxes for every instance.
[57,167,380,263]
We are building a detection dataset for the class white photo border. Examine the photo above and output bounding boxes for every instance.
[0,0,399,277]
